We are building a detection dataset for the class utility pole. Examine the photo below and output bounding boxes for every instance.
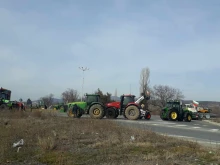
[79,67,89,101]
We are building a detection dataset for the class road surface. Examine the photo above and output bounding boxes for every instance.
[59,112,220,147]
[115,115,220,147]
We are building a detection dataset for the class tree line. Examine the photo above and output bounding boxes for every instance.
[39,67,184,112]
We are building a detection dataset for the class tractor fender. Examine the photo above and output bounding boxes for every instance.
[127,103,139,107]
[126,103,140,108]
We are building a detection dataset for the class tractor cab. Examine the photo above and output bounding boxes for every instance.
[85,94,100,106]
[120,94,135,111]
[166,100,182,108]
[166,100,183,113]
[0,87,11,103]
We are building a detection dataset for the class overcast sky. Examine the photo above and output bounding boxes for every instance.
[1,0,220,101]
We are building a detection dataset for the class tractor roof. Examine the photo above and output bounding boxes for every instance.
[0,87,11,92]
[167,99,181,103]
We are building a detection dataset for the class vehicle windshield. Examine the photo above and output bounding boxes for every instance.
[123,96,135,105]
[86,95,99,103]
[0,92,9,100]
[166,102,180,108]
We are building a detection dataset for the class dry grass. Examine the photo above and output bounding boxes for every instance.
[212,118,220,123]
[0,109,220,165]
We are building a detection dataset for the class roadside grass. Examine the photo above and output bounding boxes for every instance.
[211,118,220,123]
[0,109,220,165]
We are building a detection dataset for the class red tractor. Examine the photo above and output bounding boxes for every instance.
[105,92,151,120]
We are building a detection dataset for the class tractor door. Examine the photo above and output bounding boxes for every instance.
[119,96,124,115]
[86,95,99,106]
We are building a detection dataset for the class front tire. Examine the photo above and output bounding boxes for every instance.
[184,113,192,122]
[0,104,8,111]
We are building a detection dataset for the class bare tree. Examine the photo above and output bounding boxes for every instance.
[41,93,54,107]
[139,67,150,110]
[151,85,184,108]
[61,88,79,103]
[95,88,112,104]
[139,67,150,95]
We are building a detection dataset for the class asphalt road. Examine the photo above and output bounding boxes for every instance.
[59,113,220,147]
[114,115,220,147]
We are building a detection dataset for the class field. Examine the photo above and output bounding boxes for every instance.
[0,110,220,165]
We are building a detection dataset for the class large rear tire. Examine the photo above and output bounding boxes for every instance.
[106,107,116,119]
[89,104,105,119]
[124,105,140,120]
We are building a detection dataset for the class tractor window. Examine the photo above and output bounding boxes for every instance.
[86,95,99,104]
[123,96,135,105]
[166,103,172,107]
[0,93,10,100]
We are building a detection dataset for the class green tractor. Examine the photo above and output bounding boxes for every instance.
[66,94,105,119]
[160,100,192,122]
[0,87,13,110]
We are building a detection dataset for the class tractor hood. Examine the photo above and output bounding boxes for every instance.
[68,101,87,109]
[106,102,120,108]
[2,99,10,103]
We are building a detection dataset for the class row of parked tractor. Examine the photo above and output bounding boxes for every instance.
[0,86,211,122]
[53,92,196,122]
[53,92,152,120]
[0,87,25,111]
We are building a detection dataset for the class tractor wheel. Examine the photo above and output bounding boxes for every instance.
[0,104,7,111]
[89,104,105,119]
[168,109,178,121]
[184,113,192,122]
[144,112,151,120]
[124,105,140,120]
[106,107,116,119]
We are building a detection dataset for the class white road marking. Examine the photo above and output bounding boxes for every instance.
[176,125,187,127]
[192,127,201,129]
[210,129,219,132]
[161,122,176,125]
[152,124,159,125]
[194,124,199,125]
